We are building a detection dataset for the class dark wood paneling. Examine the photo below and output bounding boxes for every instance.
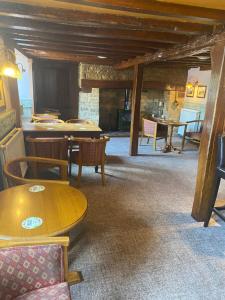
[32,59,78,120]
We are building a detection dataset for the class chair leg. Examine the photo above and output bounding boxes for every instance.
[153,138,157,151]
[77,165,82,187]
[204,176,221,227]
[139,134,143,146]
[101,164,106,186]
[147,137,150,144]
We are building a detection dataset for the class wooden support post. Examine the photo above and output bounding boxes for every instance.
[192,42,225,221]
[129,64,143,156]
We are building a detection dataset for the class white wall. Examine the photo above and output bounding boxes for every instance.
[183,67,211,119]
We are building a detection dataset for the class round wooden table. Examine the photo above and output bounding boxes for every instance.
[0,183,87,240]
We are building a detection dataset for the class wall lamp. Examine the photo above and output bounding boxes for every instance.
[0,48,23,79]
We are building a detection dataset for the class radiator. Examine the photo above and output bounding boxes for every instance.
[178,108,201,136]
[0,128,26,189]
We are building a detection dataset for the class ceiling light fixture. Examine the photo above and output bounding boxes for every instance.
[97,56,107,59]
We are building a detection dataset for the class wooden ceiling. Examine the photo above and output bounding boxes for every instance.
[0,0,224,68]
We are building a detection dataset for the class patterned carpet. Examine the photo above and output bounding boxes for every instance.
[68,137,225,300]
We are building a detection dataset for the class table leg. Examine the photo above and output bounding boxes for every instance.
[181,124,187,152]
[163,125,173,152]
[95,166,98,173]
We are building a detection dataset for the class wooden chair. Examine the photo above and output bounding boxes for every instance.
[65,118,89,124]
[26,136,68,160]
[69,136,110,186]
[0,237,81,299]
[4,156,69,187]
[204,135,225,227]
[140,118,168,150]
[183,119,204,146]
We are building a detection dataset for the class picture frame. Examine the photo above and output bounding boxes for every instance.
[186,85,195,97]
[0,77,5,112]
[197,85,207,98]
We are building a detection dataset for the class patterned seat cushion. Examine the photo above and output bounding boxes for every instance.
[15,282,71,300]
[0,244,64,299]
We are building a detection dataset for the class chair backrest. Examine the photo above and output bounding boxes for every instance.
[142,118,157,136]
[26,137,68,160]
[0,237,69,299]
[217,135,225,168]
[4,156,69,186]
[72,136,110,166]
[65,119,88,124]
[34,119,64,123]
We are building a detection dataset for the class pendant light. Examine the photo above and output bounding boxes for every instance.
[0,48,22,79]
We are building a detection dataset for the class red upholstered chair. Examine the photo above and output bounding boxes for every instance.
[0,237,81,299]
[139,118,168,150]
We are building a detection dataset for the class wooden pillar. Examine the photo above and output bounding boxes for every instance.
[129,64,143,156]
[192,42,225,221]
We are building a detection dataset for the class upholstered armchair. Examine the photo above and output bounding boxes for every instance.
[0,237,81,299]
[140,118,168,150]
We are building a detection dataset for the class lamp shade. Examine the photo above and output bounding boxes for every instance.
[0,60,22,79]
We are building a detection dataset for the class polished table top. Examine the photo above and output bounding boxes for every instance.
[0,183,88,240]
[153,118,188,127]
[22,121,102,133]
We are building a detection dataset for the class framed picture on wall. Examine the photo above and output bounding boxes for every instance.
[197,85,207,98]
[0,77,5,111]
[186,85,195,97]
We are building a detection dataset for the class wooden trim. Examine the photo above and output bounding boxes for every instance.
[130,64,143,156]
[192,42,225,221]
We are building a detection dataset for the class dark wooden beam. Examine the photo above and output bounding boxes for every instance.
[0,2,212,35]
[115,28,224,69]
[16,43,140,59]
[23,49,116,65]
[74,0,225,23]
[192,42,225,221]
[3,29,173,49]
[15,40,152,55]
[81,79,185,90]
[0,16,189,44]
[130,64,144,156]
[12,38,155,54]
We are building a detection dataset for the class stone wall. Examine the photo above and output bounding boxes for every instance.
[78,63,188,128]
[78,88,99,124]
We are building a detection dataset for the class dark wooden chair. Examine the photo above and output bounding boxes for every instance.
[3,156,69,187]
[69,136,110,186]
[139,118,168,150]
[26,136,68,160]
[184,119,204,146]
[204,135,225,226]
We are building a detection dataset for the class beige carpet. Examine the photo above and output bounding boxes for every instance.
[68,137,225,300]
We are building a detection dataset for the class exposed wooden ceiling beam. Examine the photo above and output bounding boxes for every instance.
[3,29,172,49]
[115,29,224,69]
[22,49,117,64]
[0,16,189,44]
[0,2,213,35]
[14,39,154,54]
[19,44,136,59]
[72,0,225,22]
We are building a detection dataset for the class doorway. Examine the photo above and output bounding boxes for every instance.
[32,59,78,120]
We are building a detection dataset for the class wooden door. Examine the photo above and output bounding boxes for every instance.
[32,59,78,120]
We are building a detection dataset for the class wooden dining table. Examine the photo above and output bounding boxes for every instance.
[154,118,188,153]
[22,121,102,138]
[0,183,87,240]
